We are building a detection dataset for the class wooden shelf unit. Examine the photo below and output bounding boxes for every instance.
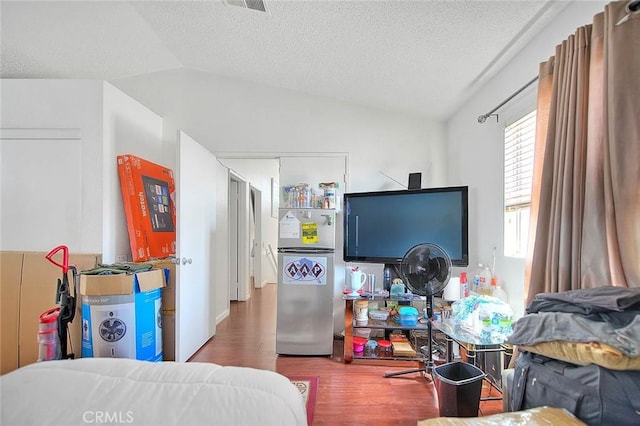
[343,296,431,363]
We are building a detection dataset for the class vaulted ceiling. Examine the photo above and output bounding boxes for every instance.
[1,0,571,119]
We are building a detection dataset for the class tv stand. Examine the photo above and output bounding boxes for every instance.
[343,295,432,365]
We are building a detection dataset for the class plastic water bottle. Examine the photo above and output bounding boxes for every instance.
[472,264,484,293]
[491,277,509,302]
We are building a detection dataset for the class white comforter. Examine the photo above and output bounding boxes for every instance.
[0,358,307,426]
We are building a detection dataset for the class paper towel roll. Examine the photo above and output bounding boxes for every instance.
[443,276,461,301]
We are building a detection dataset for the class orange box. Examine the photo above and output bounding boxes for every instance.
[117,154,176,262]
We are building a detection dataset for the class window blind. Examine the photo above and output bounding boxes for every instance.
[504,110,536,210]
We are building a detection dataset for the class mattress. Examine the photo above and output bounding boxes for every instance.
[0,358,307,426]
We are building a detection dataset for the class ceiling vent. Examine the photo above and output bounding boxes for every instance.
[225,0,268,13]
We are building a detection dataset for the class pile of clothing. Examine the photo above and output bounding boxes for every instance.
[507,286,640,368]
[506,286,640,425]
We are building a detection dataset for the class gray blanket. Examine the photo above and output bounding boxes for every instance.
[506,311,640,357]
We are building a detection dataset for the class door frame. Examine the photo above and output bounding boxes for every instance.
[229,170,250,301]
[218,152,349,303]
[250,185,263,289]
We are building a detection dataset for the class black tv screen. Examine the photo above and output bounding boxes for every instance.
[343,186,469,266]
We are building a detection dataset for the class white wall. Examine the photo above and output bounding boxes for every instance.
[446,1,607,318]
[103,82,165,262]
[0,80,164,259]
[112,68,447,193]
[1,80,103,253]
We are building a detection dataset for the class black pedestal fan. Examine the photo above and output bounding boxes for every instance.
[384,243,451,379]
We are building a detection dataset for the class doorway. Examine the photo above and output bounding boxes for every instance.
[229,171,250,301]
[250,185,263,289]
[221,154,348,316]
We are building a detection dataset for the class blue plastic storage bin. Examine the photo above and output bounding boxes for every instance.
[398,306,418,326]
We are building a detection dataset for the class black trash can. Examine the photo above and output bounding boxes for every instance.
[433,361,485,417]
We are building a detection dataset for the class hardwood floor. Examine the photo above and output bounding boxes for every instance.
[189,284,503,425]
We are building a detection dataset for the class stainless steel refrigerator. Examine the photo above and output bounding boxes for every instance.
[276,208,335,355]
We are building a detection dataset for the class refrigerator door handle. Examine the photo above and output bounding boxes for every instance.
[278,248,334,254]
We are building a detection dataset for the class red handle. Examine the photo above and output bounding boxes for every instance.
[45,245,69,274]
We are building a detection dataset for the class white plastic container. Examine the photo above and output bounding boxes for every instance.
[354,328,372,339]
[354,299,369,325]
[443,276,461,301]
[490,277,508,303]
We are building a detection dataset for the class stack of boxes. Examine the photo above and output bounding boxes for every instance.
[80,268,167,361]
[2,154,178,370]
[80,154,178,362]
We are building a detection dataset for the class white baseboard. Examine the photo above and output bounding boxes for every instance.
[216,309,230,325]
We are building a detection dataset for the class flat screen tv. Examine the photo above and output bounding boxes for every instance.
[343,186,469,266]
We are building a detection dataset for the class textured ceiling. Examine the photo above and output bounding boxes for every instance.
[1,0,569,120]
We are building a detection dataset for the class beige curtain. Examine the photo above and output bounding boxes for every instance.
[525,1,640,304]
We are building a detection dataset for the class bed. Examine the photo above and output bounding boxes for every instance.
[0,358,307,426]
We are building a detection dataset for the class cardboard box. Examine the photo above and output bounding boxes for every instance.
[148,259,176,360]
[161,310,175,361]
[148,259,176,311]
[80,269,167,361]
[1,252,22,374]
[117,154,176,262]
[1,251,100,374]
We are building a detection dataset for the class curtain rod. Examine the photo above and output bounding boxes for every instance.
[477,76,539,124]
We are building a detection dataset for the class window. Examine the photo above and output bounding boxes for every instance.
[504,110,536,257]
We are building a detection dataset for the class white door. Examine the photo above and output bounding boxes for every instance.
[229,178,239,301]
[175,131,217,362]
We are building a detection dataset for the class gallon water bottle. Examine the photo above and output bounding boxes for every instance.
[38,307,62,362]
[490,277,509,303]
